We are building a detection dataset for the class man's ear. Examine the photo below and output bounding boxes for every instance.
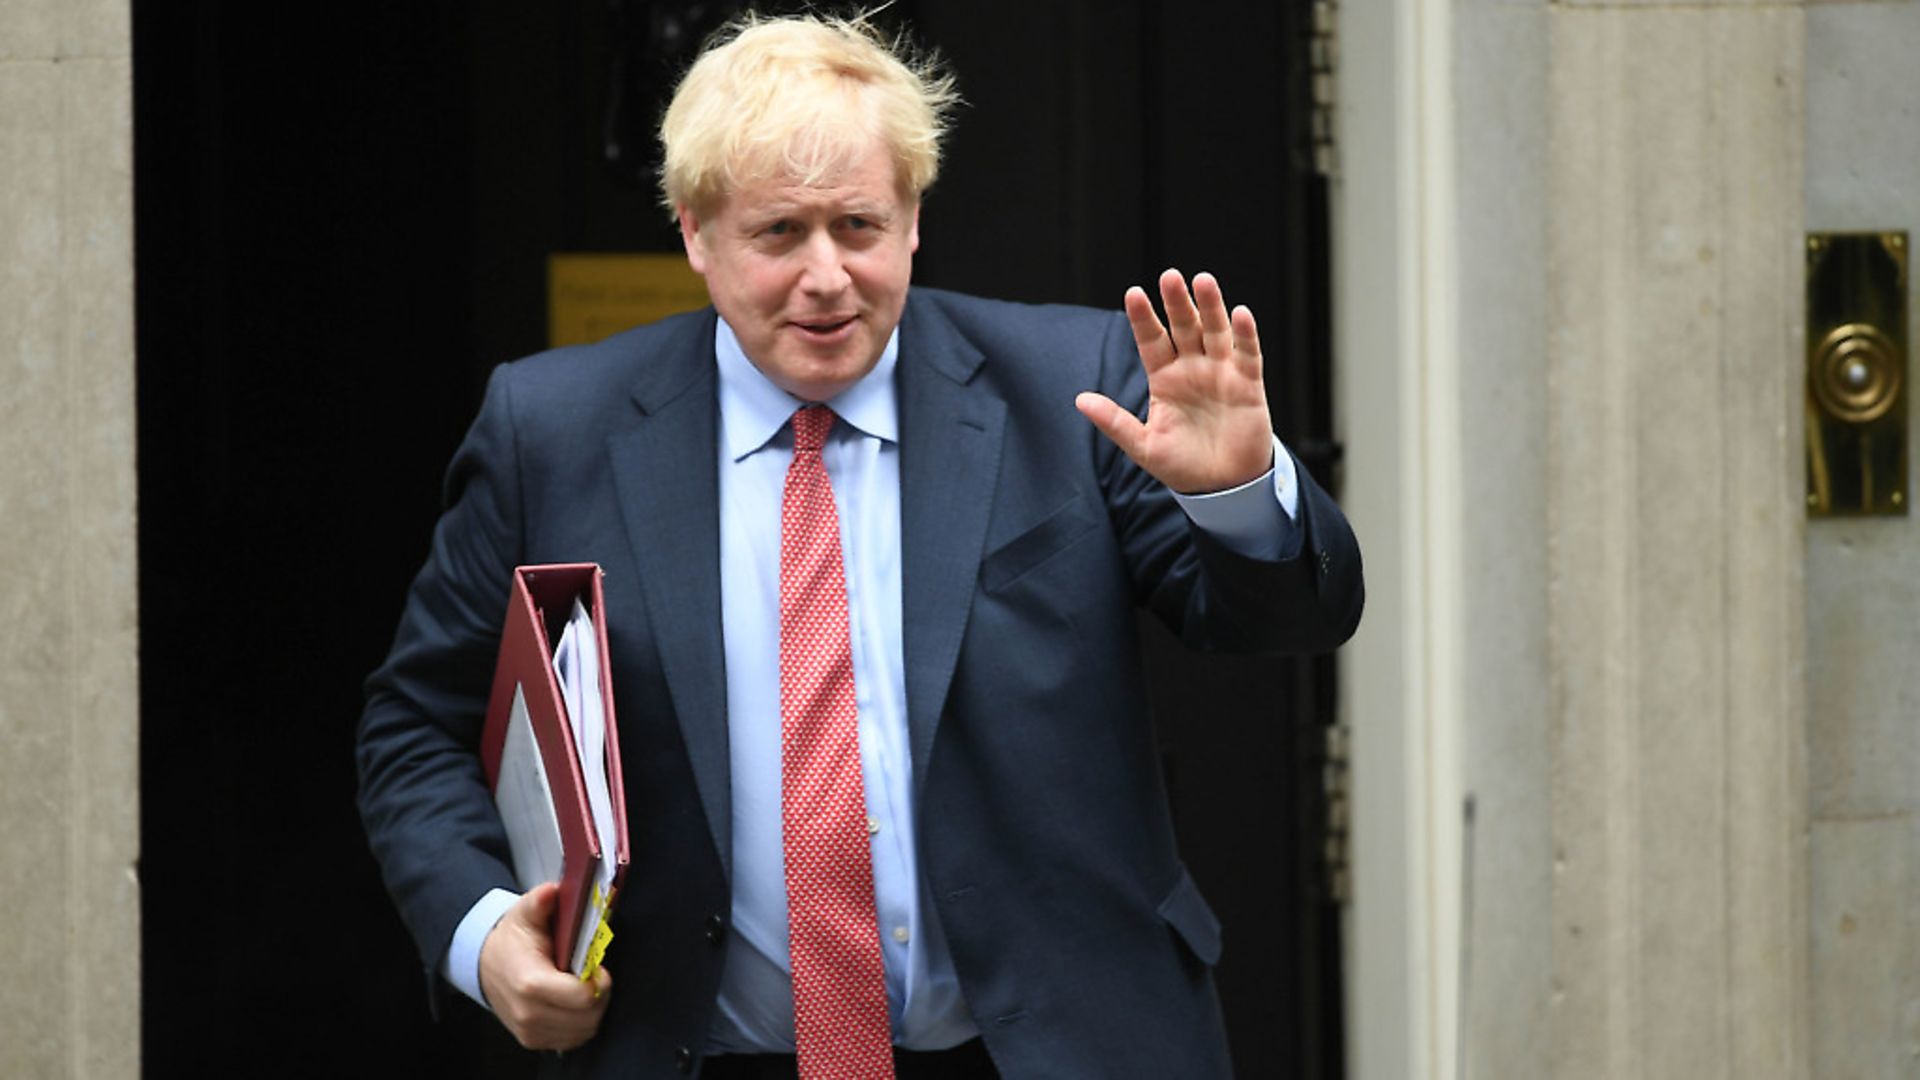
[677,205,708,274]
[907,200,921,255]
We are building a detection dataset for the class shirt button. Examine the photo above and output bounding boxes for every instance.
[675,1046,693,1073]
[867,816,881,836]
[892,926,910,944]
[705,913,725,945]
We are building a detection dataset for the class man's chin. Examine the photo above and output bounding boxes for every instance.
[764,345,880,402]
[766,362,862,403]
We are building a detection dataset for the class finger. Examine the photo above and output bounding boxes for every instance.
[509,966,611,1050]
[1231,304,1264,380]
[1192,272,1234,358]
[522,990,609,1051]
[560,960,614,1006]
[500,974,598,1049]
[1076,391,1149,466]
[1123,286,1175,372]
[552,969,614,1046]
[1158,268,1204,359]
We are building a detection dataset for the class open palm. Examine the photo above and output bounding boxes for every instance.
[1076,269,1276,495]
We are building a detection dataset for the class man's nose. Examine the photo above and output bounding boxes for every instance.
[797,233,852,296]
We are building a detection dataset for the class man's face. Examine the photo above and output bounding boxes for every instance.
[680,140,920,403]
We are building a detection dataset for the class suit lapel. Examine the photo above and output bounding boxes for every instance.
[606,313,733,880]
[897,297,1005,790]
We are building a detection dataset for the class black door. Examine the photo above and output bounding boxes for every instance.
[135,3,1343,1076]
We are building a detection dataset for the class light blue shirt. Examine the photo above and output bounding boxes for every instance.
[705,319,963,1051]
[443,311,1305,1045]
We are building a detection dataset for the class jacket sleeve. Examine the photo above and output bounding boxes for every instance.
[356,362,527,1002]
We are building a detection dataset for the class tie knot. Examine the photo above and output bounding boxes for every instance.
[791,405,835,453]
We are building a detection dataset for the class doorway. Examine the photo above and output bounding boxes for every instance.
[134,3,1343,1074]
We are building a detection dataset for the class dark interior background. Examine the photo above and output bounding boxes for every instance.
[134,2,1342,1076]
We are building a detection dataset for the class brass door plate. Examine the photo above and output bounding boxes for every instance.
[548,253,709,348]
[1807,231,1908,516]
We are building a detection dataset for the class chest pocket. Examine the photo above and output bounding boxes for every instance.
[979,494,1101,594]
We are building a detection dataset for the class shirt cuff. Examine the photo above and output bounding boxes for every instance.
[442,887,520,1011]
[1171,435,1304,561]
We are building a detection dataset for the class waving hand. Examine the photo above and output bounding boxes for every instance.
[1075,269,1275,495]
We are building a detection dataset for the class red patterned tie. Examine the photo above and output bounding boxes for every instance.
[780,405,894,1079]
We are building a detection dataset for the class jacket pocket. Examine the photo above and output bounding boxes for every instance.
[979,494,1100,594]
[1156,865,1223,967]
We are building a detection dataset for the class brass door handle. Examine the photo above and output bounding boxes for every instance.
[1806,233,1907,516]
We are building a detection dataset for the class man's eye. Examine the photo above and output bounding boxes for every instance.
[765,221,793,236]
[845,216,871,230]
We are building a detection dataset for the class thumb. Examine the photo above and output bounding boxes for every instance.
[511,881,560,942]
[1075,391,1148,464]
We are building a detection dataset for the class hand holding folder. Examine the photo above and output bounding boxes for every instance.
[478,564,630,980]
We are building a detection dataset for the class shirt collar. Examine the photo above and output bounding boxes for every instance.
[714,316,901,462]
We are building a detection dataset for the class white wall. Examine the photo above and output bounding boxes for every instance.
[1341,3,1812,1077]
[0,1,140,1075]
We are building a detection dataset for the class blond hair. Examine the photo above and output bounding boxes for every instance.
[658,12,958,218]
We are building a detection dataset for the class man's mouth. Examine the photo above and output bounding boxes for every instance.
[791,315,857,337]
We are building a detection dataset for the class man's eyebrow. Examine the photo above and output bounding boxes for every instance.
[735,206,798,231]
[737,202,895,230]
[740,199,823,223]
[821,201,895,228]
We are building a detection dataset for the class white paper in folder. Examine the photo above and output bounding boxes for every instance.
[552,598,617,975]
[494,684,565,904]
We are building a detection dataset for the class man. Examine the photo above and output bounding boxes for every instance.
[358,13,1362,1079]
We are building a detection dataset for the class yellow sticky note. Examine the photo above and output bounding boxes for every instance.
[579,883,615,983]
[581,916,615,983]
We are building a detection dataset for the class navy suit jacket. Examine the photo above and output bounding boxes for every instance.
[357,287,1364,1078]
